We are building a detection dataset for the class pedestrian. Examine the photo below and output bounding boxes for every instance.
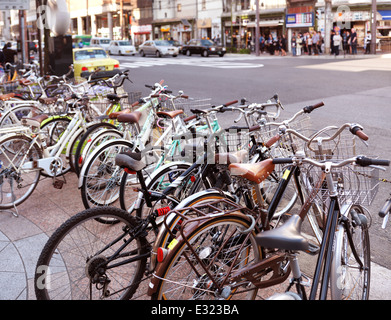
[350,28,357,54]
[259,34,265,53]
[0,48,4,67]
[346,31,351,54]
[266,34,273,55]
[312,31,319,55]
[3,42,16,64]
[365,31,371,54]
[296,33,302,56]
[302,32,308,54]
[307,33,313,55]
[291,32,297,56]
[317,31,323,54]
[280,34,287,56]
[330,29,335,55]
[333,29,342,56]
[78,40,83,48]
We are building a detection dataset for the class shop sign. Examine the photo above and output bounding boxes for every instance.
[161,25,170,32]
[286,12,314,27]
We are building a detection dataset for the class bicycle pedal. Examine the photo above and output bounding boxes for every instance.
[305,243,320,256]
[53,180,64,189]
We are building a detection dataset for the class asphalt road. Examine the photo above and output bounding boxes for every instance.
[115,52,391,270]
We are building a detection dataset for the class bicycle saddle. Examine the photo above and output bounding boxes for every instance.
[115,152,146,172]
[0,93,15,101]
[108,108,132,119]
[21,114,49,128]
[255,215,309,252]
[107,93,128,101]
[229,159,274,184]
[157,110,184,119]
[117,111,142,124]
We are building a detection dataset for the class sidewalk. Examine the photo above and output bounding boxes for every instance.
[0,169,390,300]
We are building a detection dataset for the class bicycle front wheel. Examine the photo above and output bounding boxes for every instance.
[34,206,148,300]
[330,204,371,300]
[152,214,261,300]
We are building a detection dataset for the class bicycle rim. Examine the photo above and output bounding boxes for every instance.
[154,215,261,300]
[330,205,370,300]
[34,207,148,300]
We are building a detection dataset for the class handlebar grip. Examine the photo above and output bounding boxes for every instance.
[303,102,324,113]
[150,94,160,98]
[356,156,390,167]
[379,199,391,218]
[131,101,139,107]
[355,130,369,141]
[312,102,324,109]
[183,114,196,122]
[272,158,293,164]
[265,134,281,148]
[223,100,238,107]
[159,79,164,85]
[181,95,189,99]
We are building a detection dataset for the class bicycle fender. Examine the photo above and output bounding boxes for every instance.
[40,115,72,128]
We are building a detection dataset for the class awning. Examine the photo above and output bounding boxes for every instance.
[379,10,391,21]
[181,19,191,27]
[244,20,283,28]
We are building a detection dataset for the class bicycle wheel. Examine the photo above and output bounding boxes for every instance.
[0,104,43,129]
[80,139,135,209]
[0,134,41,209]
[330,204,371,300]
[74,122,122,177]
[151,214,261,300]
[34,206,148,300]
[120,162,191,216]
[39,116,72,176]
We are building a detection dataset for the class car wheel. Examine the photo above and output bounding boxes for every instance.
[219,53,225,57]
[108,50,111,55]
[119,50,122,56]
[202,50,209,57]
[186,50,191,56]
[140,50,145,57]
[173,54,177,57]
[156,51,161,58]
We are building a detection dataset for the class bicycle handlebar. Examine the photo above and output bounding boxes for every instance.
[272,155,390,169]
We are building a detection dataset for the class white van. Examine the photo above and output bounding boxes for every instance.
[90,37,111,51]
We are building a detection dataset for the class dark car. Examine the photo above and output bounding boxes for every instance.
[180,39,226,57]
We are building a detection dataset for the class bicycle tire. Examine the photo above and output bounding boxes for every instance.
[80,139,135,210]
[34,206,148,300]
[330,204,371,300]
[74,122,123,176]
[151,214,261,300]
[0,134,42,209]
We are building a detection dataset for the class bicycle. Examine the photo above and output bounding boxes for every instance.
[379,194,391,229]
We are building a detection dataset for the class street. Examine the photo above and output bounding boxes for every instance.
[118,52,391,269]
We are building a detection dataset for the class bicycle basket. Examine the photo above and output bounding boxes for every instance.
[300,161,381,210]
[217,128,251,153]
[0,81,19,94]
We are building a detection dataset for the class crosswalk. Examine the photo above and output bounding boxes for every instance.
[118,56,265,69]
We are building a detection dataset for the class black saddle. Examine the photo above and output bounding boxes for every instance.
[256,215,309,252]
[115,152,146,172]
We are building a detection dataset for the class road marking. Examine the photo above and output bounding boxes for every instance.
[119,57,264,69]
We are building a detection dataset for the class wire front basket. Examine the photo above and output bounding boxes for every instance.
[300,162,381,210]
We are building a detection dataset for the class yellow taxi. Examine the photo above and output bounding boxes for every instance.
[73,47,121,82]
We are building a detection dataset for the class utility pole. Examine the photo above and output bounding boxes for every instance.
[371,0,377,54]
[35,0,43,75]
[324,0,332,54]
[255,0,259,56]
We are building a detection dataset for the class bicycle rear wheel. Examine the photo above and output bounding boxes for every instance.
[330,204,371,300]
[151,214,261,300]
[34,206,148,300]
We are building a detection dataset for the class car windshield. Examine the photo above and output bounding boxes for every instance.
[200,39,214,46]
[154,40,171,46]
[100,39,111,44]
[119,41,131,46]
[74,49,108,60]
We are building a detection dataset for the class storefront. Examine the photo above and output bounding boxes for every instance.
[131,25,152,47]
[152,19,194,44]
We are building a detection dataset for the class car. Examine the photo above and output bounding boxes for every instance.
[107,40,136,56]
[73,47,121,81]
[138,40,178,57]
[181,39,226,57]
[28,41,38,53]
[90,37,111,51]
